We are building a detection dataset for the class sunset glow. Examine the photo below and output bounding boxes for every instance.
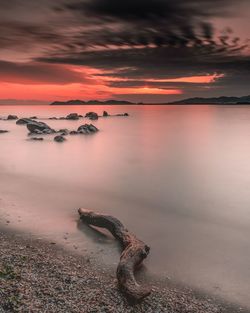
[0,0,249,103]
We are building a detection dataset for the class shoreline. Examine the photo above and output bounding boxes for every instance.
[0,227,248,313]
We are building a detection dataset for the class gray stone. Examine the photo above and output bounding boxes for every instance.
[85,112,99,120]
[26,121,55,134]
[77,124,99,134]
[54,135,66,142]
[66,113,80,120]
[7,115,18,120]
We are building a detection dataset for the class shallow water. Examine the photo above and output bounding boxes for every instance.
[1,104,250,308]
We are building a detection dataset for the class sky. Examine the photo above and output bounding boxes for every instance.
[0,0,250,104]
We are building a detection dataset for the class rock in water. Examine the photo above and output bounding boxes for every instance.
[54,135,66,142]
[16,118,34,125]
[85,112,99,120]
[116,113,129,116]
[30,137,44,141]
[58,129,69,136]
[77,124,99,134]
[103,111,109,117]
[7,115,18,120]
[66,113,80,120]
[26,121,55,134]
[0,130,9,134]
[69,130,78,135]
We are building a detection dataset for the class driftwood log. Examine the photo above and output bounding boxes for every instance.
[78,208,151,301]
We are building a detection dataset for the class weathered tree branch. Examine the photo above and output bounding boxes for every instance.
[78,208,151,302]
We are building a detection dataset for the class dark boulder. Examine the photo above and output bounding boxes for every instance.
[0,130,9,134]
[16,118,34,125]
[26,121,55,134]
[103,111,109,117]
[7,115,18,120]
[77,124,99,134]
[66,113,80,120]
[54,135,66,142]
[85,112,99,120]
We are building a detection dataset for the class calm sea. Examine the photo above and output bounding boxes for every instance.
[1,104,250,308]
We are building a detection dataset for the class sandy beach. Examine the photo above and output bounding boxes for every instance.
[1,227,247,313]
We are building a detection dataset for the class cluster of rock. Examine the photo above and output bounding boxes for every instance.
[46,111,129,120]
[53,124,99,142]
[2,111,129,122]
[21,119,99,143]
[1,110,129,141]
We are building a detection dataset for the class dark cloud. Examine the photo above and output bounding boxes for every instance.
[66,0,237,22]
[0,60,86,84]
[58,0,248,52]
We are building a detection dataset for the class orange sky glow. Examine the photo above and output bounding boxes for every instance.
[0,64,224,102]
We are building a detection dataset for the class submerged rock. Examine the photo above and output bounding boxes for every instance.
[30,137,44,141]
[26,121,55,134]
[66,113,80,120]
[58,129,69,136]
[7,115,18,120]
[77,124,99,134]
[116,113,129,116]
[16,118,34,125]
[85,112,99,120]
[0,130,9,134]
[54,135,66,142]
[69,130,78,135]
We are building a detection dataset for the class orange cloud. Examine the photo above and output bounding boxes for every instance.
[110,87,182,95]
[98,73,225,84]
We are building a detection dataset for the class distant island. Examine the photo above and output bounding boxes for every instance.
[170,95,250,104]
[51,99,134,105]
[50,96,250,106]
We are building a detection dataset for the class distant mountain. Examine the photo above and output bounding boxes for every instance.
[51,99,133,105]
[170,95,250,104]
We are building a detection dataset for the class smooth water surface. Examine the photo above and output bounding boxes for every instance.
[0,105,250,308]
